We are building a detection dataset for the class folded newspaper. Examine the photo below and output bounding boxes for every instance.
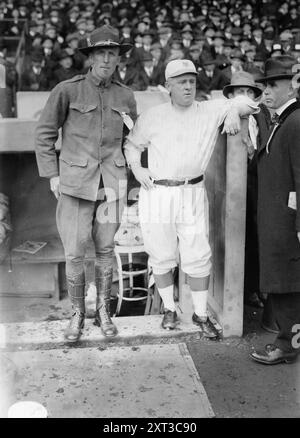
[13,241,47,254]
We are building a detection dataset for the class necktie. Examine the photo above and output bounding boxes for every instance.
[271,112,279,125]
[266,113,280,153]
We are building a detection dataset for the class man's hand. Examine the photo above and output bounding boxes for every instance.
[50,176,60,199]
[221,107,241,136]
[297,232,300,244]
[132,166,155,190]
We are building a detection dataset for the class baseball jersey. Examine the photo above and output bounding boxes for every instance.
[124,95,259,179]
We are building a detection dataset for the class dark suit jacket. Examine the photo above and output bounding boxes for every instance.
[257,100,300,293]
[20,67,50,91]
[51,67,80,87]
[196,68,229,95]
[135,64,165,91]
[114,66,140,91]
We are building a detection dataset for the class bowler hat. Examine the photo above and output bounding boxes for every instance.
[78,25,132,55]
[223,71,262,98]
[256,55,297,83]
[202,54,217,66]
[141,52,153,62]
[31,50,44,63]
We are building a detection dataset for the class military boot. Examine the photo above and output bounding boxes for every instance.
[64,276,85,342]
[94,266,118,337]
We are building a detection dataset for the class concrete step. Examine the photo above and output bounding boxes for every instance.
[0,313,222,352]
[1,343,215,418]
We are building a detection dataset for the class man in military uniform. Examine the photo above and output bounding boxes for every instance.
[35,25,137,342]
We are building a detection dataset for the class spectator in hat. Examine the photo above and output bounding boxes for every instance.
[212,31,226,57]
[136,50,165,90]
[157,25,174,63]
[216,39,234,70]
[263,31,275,58]
[41,37,59,72]
[187,43,203,71]
[250,55,300,365]
[44,24,64,53]
[35,25,137,343]
[167,39,185,63]
[65,32,87,72]
[231,27,243,48]
[86,17,96,35]
[223,71,270,309]
[114,54,140,90]
[51,49,79,87]
[289,7,300,29]
[20,50,50,91]
[141,29,155,53]
[0,5,8,34]
[252,26,270,58]
[119,20,132,41]
[203,24,216,54]
[240,36,253,56]
[253,52,265,73]
[279,30,293,53]
[222,48,245,82]
[0,37,18,117]
[278,1,291,31]
[62,6,80,36]
[196,53,229,99]
[150,41,165,74]
[181,23,194,50]
[243,46,258,72]
[76,17,88,37]
[242,22,253,40]
[49,8,64,34]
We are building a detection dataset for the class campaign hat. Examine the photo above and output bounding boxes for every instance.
[78,25,132,55]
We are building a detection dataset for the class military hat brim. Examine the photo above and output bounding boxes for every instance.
[79,41,132,55]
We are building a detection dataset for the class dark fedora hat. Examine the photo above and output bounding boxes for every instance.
[256,55,297,83]
[202,53,217,66]
[78,25,132,55]
[223,71,262,98]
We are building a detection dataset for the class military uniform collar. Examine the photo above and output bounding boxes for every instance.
[87,68,113,88]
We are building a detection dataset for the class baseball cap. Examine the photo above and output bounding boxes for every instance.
[165,59,197,80]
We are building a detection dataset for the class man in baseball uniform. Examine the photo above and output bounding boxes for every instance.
[124,59,259,338]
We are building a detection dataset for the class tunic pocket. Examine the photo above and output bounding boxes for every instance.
[69,102,97,113]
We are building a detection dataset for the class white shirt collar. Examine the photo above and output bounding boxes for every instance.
[276,98,297,116]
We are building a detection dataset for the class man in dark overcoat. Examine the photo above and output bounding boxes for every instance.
[35,25,137,342]
[250,55,300,365]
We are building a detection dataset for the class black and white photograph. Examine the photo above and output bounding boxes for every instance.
[0,0,299,422]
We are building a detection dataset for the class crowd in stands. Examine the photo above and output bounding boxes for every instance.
[1,0,300,115]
